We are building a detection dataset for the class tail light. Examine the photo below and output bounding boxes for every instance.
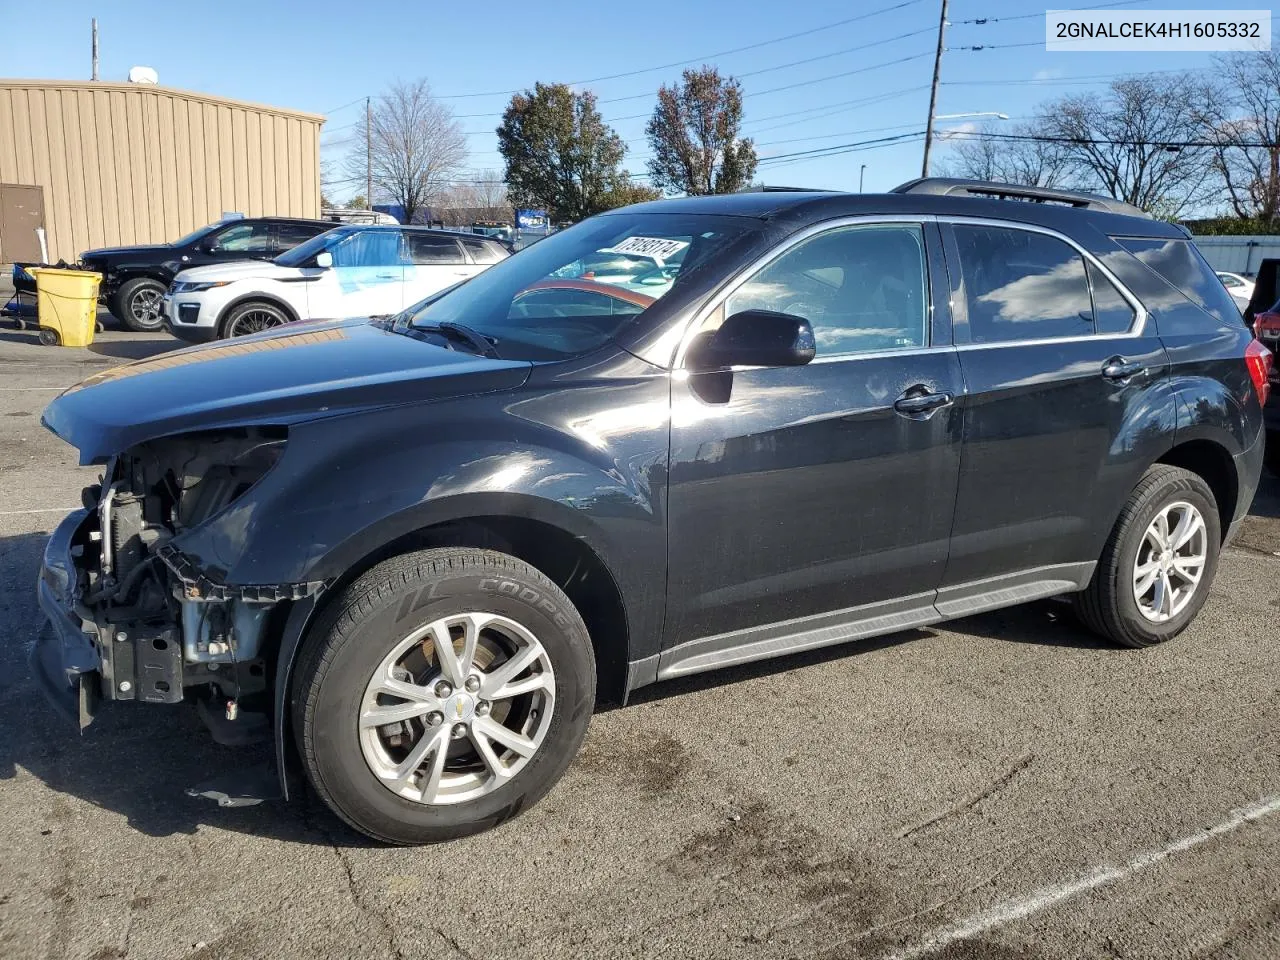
[1255,312,1280,341]
[1245,338,1273,407]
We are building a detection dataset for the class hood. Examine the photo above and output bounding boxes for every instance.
[42,318,533,464]
[80,244,172,261]
[175,261,298,284]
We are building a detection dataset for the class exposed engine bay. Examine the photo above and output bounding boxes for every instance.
[61,427,305,738]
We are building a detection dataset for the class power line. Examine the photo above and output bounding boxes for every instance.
[943,69,1181,87]
[756,130,927,165]
[944,130,1279,148]
[757,134,927,171]
[323,96,370,116]
[429,0,928,100]
[950,41,1043,52]
[955,0,1159,25]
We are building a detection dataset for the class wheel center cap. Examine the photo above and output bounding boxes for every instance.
[447,692,476,723]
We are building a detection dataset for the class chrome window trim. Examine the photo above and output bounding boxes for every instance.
[673,214,944,369]
[942,216,1150,350]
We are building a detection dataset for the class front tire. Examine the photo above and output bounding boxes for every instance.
[1074,465,1220,648]
[220,300,290,339]
[112,277,167,332]
[293,548,596,845]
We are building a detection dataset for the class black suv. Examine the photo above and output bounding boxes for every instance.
[80,217,335,331]
[33,179,1270,844]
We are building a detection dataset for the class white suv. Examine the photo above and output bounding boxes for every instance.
[162,225,509,341]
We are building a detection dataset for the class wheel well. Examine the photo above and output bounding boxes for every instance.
[1156,440,1238,539]
[217,296,299,336]
[312,517,631,705]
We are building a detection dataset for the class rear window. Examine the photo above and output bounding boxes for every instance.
[1114,237,1241,327]
[461,238,507,264]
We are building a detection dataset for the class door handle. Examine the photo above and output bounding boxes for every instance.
[893,390,954,415]
[1101,358,1145,381]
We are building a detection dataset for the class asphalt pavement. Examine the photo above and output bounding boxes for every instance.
[0,320,1278,960]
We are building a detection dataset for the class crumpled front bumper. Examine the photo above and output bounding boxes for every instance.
[30,509,102,729]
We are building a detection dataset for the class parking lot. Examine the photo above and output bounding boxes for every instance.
[0,322,1278,960]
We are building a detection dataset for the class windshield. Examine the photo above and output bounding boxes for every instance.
[402,212,760,360]
[172,223,223,247]
[274,226,351,266]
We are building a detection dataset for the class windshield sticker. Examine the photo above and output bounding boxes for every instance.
[599,236,690,263]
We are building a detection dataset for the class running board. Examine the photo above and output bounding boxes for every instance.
[654,562,1095,682]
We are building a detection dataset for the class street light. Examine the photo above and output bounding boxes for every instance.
[923,112,1009,176]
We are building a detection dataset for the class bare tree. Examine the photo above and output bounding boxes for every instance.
[940,120,1072,187]
[1037,74,1217,218]
[345,79,468,224]
[471,169,509,211]
[1202,49,1280,221]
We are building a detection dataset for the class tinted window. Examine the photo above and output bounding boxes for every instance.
[331,229,404,268]
[462,238,506,264]
[402,212,761,361]
[725,223,929,356]
[1115,237,1241,326]
[408,234,464,264]
[210,222,274,253]
[1219,273,1244,289]
[954,225,1093,343]
[1087,261,1137,335]
[276,222,328,249]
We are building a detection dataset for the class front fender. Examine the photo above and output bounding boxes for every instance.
[169,351,671,656]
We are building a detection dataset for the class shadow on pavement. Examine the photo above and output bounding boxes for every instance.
[86,337,182,362]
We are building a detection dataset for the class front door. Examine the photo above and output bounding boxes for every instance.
[308,228,406,319]
[200,221,277,264]
[662,221,964,669]
[938,221,1171,593]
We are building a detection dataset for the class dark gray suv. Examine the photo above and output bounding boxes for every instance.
[33,179,1271,844]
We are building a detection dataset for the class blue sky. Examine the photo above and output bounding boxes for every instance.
[3,0,1246,201]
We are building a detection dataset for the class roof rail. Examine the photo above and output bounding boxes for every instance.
[890,177,1150,218]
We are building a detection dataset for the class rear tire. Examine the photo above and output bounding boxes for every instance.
[293,548,595,845]
[1074,464,1220,648]
[113,277,167,332]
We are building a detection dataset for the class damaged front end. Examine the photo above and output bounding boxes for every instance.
[31,427,321,742]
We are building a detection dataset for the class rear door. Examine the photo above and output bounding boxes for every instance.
[938,220,1170,600]
[275,221,331,255]
[404,234,472,305]
[662,220,965,663]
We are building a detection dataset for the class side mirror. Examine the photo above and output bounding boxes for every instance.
[315,251,333,269]
[687,309,816,371]
[198,241,217,254]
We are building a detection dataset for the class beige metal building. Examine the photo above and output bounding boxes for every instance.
[0,79,323,264]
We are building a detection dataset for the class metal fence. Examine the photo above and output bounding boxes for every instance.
[1189,235,1280,277]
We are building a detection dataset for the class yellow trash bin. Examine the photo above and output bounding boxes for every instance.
[28,268,102,347]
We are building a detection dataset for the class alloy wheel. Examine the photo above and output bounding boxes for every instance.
[358,612,556,805]
[130,287,163,325]
[229,308,285,336]
[1132,500,1207,623]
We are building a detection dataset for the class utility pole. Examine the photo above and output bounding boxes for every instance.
[91,19,99,81]
[921,0,949,178]
[366,97,373,209]
[859,164,867,193]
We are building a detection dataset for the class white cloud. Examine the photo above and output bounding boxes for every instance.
[936,121,979,141]
[1033,68,1064,81]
